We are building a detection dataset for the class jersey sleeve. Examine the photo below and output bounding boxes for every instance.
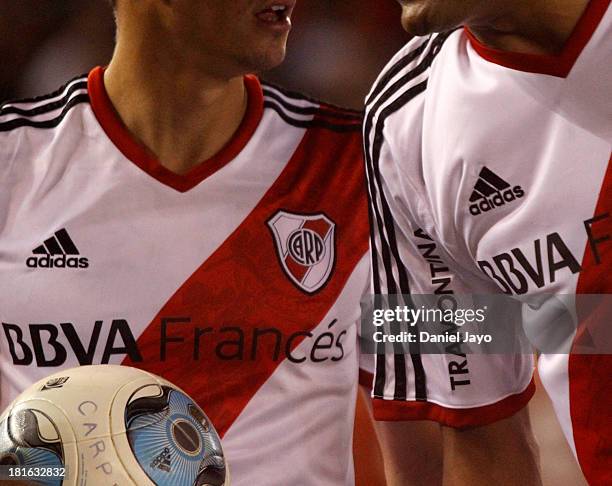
[363,35,535,428]
[356,258,376,390]
[0,132,18,229]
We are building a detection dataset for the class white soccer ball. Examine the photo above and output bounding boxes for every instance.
[0,365,229,485]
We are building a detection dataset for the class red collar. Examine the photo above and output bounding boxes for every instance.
[87,66,264,192]
[465,0,610,77]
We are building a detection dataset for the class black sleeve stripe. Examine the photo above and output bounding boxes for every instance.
[365,37,430,107]
[365,31,454,401]
[0,81,88,118]
[0,94,90,133]
[0,74,88,108]
[262,88,362,121]
[366,35,448,297]
[264,100,361,132]
[368,84,429,401]
[261,81,363,116]
[374,339,387,399]
[367,79,430,296]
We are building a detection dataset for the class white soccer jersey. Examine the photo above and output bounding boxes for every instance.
[365,1,611,484]
[0,67,371,485]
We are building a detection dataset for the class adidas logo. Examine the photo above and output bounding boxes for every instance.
[469,167,524,216]
[26,228,89,269]
[150,447,171,473]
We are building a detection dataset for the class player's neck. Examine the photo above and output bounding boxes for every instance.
[468,0,590,56]
[104,31,247,175]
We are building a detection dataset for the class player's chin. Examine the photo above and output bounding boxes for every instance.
[248,43,288,72]
[400,6,435,36]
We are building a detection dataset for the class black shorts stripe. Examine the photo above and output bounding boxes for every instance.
[365,37,430,107]
[1,74,87,109]
[262,88,362,121]
[0,94,90,133]
[264,101,361,132]
[366,32,453,401]
[0,81,88,118]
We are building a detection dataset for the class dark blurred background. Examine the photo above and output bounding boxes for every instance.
[0,1,587,485]
[0,0,407,108]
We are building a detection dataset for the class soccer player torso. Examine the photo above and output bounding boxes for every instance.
[0,68,369,485]
[366,1,610,483]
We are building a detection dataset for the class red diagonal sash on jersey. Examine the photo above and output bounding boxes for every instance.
[123,127,368,438]
[572,154,612,485]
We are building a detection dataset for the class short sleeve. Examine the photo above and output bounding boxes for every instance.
[363,35,535,428]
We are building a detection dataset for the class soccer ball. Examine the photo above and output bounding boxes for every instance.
[0,365,229,485]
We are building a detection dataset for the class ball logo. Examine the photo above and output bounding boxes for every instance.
[150,447,172,472]
[268,210,336,294]
[288,228,326,266]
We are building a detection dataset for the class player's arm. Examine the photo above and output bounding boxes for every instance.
[441,407,541,485]
[375,408,541,486]
[354,385,387,486]
[358,315,443,486]
[355,300,388,486]
[374,419,442,486]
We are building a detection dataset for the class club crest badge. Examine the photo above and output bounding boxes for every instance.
[268,210,336,294]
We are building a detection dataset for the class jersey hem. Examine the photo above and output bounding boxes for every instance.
[372,378,536,428]
[465,0,610,78]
